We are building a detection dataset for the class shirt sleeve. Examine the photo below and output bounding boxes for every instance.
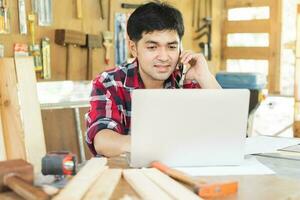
[183,80,201,88]
[85,76,124,155]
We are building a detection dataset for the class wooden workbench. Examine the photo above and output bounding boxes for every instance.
[1,155,300,200]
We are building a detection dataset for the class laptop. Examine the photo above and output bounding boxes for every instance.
[130,89,250,168]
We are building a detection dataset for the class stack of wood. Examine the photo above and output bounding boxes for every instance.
[52,157,201,200]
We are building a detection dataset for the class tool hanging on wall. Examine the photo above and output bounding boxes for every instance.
[35,0,53,26]
[55,29,86,79]
[0,44,4,57]
[114,13,127,66]
[17,0,27,34]
[102,31,113,65]
[194,18,212,60]
[76,0,82,19]
[41,37,51,79]
[28,13,43,72]
[13,43,29,57]
[193,0,212,60]
[121,3,141,9]
[0,0,10,34]
[98,0,104,19]
[83,34,102,80]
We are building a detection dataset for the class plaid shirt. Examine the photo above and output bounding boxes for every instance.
[86,59,200,155]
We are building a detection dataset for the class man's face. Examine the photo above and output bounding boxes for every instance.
[130,30,180,83]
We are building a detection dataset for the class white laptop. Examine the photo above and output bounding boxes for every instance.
[130,89,250,168]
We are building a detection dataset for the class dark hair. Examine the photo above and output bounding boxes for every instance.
[127,2,184,42]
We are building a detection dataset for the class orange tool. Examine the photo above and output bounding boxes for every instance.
[151,161,238,198]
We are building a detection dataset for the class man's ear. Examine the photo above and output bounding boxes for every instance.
[128,40,138,58]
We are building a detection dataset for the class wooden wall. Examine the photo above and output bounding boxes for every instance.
[0,0,222,81]
[1,0,223,158]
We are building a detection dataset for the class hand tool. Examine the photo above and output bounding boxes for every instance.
[0,159,49,200]
[55,29,86,79]
[102,31,113,65]
[98,0,104,19]
[42,151,77,176]
[0,43,4,57]
[17,0,27,34]
[121,3,141,9]
[151,161,238,198]
[76,0,82,19]
[37,0,53,26]
[83,34,102,79]
[41,37,51,79]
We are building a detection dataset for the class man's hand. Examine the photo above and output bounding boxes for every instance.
[180,50,221,89]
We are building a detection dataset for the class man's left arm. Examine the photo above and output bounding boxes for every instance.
[180,50,222,89]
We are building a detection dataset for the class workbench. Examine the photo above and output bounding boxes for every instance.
[1,152,300,200]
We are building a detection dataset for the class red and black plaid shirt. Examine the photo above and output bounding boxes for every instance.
[86,59,200,155]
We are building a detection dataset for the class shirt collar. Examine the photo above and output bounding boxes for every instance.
[124,59,180,89]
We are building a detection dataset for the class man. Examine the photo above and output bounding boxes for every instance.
[86,2,221,157]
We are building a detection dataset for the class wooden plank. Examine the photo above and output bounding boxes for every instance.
[224,20,270,33]
[142,168,201,200]
[123,169,172,200]
[225,0,271,8]
[14,57,47,173]
[268,0,281,93]
[223,47,270,59]
[0,107,6,160]
[53,158,107,200]
[294,5,300,137]
[83,169,122,200]
[0,58,26,160]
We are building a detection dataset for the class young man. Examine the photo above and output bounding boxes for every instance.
[86,2,221,157]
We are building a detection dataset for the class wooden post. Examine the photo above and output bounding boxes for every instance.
[0,107,6,160]
[14,57,47,173]
[0,58,26,160]
[294,5,300,137]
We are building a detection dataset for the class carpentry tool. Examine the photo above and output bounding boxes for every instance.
[0,43,4,57]
[13,43,29,56]
[17,0,27,34]
[151,161,238,198]
[115,13,127,66]
[121,3,141,9]
[83,34,102,79]
[42,151,77,176]
[0,159,49,200]
[0,0,10,34]
[55,29,86,79]
[37,0,53,26]
[102,31,113,65]
[28,13,43,72]
[41,37,51,79]
[76,0,82,19]
[98,0,104,19]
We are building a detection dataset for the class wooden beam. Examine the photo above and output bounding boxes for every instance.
[0,58,26,160]
[142,168,201,200]
[0,107,6,160]
[123,169,172,200]
[14,57,47,173]
[83,169,122,200]
[268,0,281,93]
[223,47,270,59]
[294,5,300,137]
[225,0,271,8]
[53,158,107,200]
[224,20,270,33]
